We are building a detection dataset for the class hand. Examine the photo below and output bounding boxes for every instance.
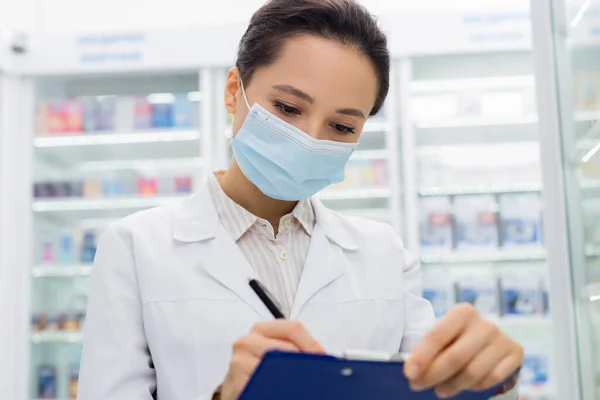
[403,303,523,399]
[220,320,324,400]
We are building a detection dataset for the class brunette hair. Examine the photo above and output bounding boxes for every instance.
[236,0,390,116]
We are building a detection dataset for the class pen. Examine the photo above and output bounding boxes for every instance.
[249,279,286,319]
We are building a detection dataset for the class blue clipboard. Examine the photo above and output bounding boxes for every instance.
[240,351,510,400]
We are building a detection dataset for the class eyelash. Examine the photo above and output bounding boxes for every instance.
[272,100,356,135]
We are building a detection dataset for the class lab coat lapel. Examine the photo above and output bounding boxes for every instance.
[198,229,273,320]
[172,186,273,320]
[290,199,359,320]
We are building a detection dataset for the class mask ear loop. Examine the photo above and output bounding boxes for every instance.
[226,76,252,140]
[239,76,251,110]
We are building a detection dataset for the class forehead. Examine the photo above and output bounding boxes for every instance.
[250,34,379,113]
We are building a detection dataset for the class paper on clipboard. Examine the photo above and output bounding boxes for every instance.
[343,349,410,362]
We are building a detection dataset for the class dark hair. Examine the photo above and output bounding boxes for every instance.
[236,0,390,116]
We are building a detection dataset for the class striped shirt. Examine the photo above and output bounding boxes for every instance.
[207,171,315,317]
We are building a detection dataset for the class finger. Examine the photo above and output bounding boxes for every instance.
[242,334,301,358]
[432,337,511,398]
[405,303,476,380]
[251,320,325,353]
[410,319,501,391]
[472,347,524,390]
[229,351,260,379]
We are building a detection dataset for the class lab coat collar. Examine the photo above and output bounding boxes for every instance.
[172,186,359,320]
[172,189,220,243]
[309,198,359,251]
[172,187,359,252]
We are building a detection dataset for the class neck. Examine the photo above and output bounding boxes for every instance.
[218,159,298,230]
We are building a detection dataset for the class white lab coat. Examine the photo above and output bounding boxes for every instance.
[77,186,436,400]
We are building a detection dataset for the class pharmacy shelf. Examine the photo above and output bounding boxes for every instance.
[341,208,391,221]
[79,157,202,172]
[410,76,535,93]
[34,130,200,148]
[32,196,185,213]
[414,115,538,130]
[31,331,83,344]
[583,282,600,302]
[363,119,389,133]
[32,265,93,278]
[495,315,552,328]
[317,188,392,201]
[414,118,539,147]
[419,183,542,196]
[34,398,72,400]
[421,249,547,265]
[582,179,600,189]
[34,130,202,164]
[413,110,598,132]
[585,246,600,258]
[575,110,600,122]
[349,149,388,161]
[518,385,556,399]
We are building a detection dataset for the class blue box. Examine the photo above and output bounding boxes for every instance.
[173,94,196,128]
[37,365,57,399]
[151,103,173,128]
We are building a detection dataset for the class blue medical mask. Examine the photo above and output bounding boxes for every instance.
[231,81,357,201]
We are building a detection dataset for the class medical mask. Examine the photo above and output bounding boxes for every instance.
[231,81,357,201]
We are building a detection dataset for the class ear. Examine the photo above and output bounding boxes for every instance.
[224,67,242,115]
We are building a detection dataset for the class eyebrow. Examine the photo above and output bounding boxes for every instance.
[335,108,366,119]
[272,84,367,120]
[272,84,314,104]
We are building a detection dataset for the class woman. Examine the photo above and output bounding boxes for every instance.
[78,1,522,399]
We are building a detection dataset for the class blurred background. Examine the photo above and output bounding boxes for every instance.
[0,0,598,399]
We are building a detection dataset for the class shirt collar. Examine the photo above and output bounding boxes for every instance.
[207,173,256,242]
[206,172,316,241]
[291,197,315,236]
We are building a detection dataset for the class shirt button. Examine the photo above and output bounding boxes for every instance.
[279,251,288,261]
[284,220,293,229]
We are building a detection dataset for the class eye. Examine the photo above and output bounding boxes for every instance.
[273,100,301,116]
[331,123,356,135]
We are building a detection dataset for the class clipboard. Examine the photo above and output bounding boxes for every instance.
[239,351,512,400]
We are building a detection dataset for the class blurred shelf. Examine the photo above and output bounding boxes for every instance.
[421,249,547,265]
[318,188,392,201]
[79,157,202,172]
[34,130,200,148]
[494,315,552,328]
[414,114,538,130]
[32,265,93,278]
[582,282,600,302]
[33,398,72,400]
[340,208,391,221]
[518,384,555,398]
[575,110,600,122]
[419,183,542,196]
[415,120,538,147]
[33,196,185,212]
[350,149,388,161]
[582,179,600,189]
[363,120,390,132]
[31,331,83,344]
[586,246,600,257]
[410,76,534,93]
[410,110,593,132]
